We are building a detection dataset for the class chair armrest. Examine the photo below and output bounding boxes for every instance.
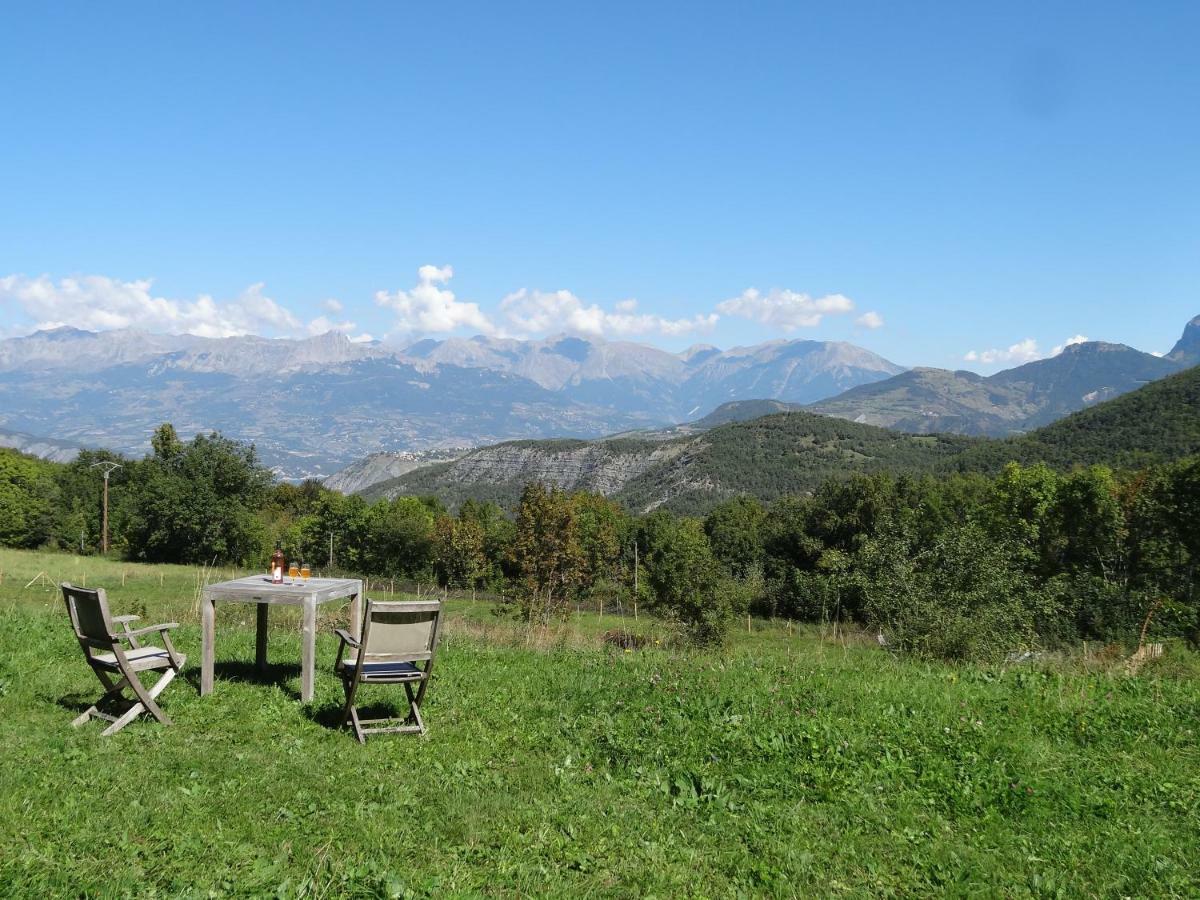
[113,614,141,625]
[333,628,360,670]
[122,622,180,639]
[334,629,360,648]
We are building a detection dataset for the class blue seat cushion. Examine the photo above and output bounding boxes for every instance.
[342,659,424,679]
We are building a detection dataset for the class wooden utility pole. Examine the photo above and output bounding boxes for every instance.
[90,462,122,554]
[633,542,639,621]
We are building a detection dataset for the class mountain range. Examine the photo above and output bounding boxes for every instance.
[0,314,1194,480]
[0,328,902,477]
[396,333,904,417]
[948,360,1200,474]
[809,341,1181,435]
[363,361,1200,515]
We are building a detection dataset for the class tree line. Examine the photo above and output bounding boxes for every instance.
[2,423,1197,657]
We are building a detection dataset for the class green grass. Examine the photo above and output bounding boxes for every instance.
[1,549,1199,897]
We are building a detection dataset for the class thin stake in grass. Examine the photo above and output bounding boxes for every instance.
[24,571,53,590]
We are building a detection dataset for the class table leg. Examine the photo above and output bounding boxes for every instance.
[350,580,363,640]
[201,591,215,696]
[301,598,316,703]
[256,603,269,674]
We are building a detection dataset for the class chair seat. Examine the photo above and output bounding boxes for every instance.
[339,658,424,679]
[93,646,182,672]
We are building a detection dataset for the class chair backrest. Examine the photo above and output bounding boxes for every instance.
[62,583,116,649]
[360,600,442,662]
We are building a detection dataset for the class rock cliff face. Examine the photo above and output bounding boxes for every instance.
[366,409,980,514]
[1168,315,1200,366]
[368,438,689,504]
[323,448,467,494]
[439,441,687,495]
[339,400,801,496]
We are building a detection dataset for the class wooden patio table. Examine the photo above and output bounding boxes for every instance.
[200,575,364,702]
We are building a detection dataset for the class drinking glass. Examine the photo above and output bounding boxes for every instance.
[300,562,311,581]
[288,561,299,581]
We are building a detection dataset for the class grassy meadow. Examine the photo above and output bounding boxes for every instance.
[1,548,1199,897]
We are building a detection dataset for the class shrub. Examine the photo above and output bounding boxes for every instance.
[856,520,1062,661]
[645,518,732,646]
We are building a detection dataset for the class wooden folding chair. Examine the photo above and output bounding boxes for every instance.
[62,583,187,736]
[333,599,442,742]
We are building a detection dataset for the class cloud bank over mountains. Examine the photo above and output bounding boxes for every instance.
[0,274,306,340]
[964,333,1090,366]
[716,287,856,330]
[498,289,719,339]
[0,265,879,348]
[374,265,492,338]
[374,267,867,341]
[3,266,1105,375]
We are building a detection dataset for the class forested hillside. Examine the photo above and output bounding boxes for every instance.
[948,364,1200,473]
[368,366,1200,514]
[369,413,979,514]
[615,412,976,514]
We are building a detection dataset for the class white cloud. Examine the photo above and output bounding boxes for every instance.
[499,288,718,339]
[1151,350,1166,357]
[374,265,496,336]
[856,311,884,329]
[0,273,302,338]
[305,315,360,336]
[964,338,1042,365]
[418,264,454,283]
[1051,334,1088,355]
[716,288,856,331]
[0,266,871,348]
[965,333,1095,367]
[232,283,301,333]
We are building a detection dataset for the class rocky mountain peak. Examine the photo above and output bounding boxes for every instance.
[30,325,97,341]
[680,343,720,363]
[1058,340,1135,356]
[1168,314,1200,365]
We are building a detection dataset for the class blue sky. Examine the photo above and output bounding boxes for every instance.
[1,1,1197,369]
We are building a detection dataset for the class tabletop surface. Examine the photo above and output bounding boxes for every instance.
[203,575,363,603]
